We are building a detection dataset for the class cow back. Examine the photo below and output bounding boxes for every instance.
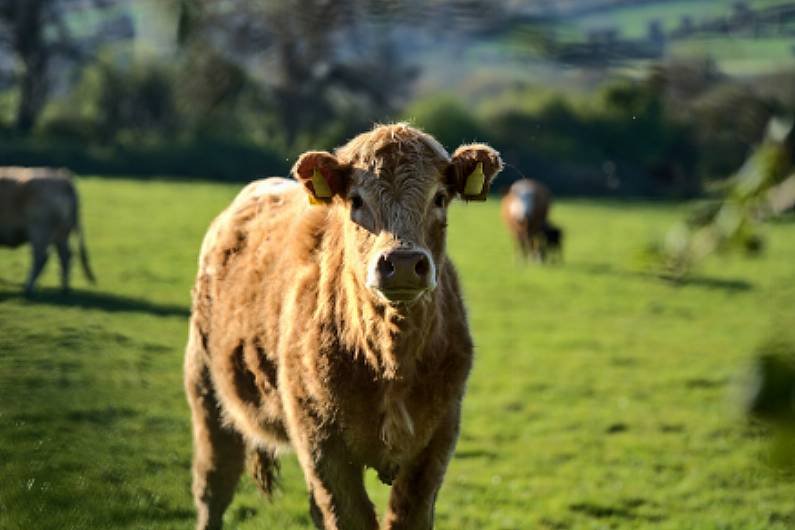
[0,167,76,247]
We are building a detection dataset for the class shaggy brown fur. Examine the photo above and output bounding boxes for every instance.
[185,123,502,530]
[0,167,95,294]
[500,178,552,262]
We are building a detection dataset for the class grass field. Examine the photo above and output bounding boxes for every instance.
[1,177,794,530]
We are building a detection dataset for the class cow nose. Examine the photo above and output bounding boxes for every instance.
[376,249,431,293]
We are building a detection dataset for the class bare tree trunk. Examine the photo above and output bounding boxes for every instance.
[16,56,46,133]
[12,0,48,133]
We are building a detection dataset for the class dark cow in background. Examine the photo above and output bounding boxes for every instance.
[501,178,563,262]
[0,167,95,294]
[541,220,564,263]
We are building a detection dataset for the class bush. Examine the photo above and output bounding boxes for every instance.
[0,135,286,181]
[16,55,289,181]
[402,95,488,151]
[480,81,700,197]
[37,59,180,146]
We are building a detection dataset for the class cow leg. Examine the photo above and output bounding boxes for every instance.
[536,236,547,263]
[527,235,537,262]
[55,238,72,293]
[517,232,531,262]
[24,233,51,296]
[530,235,544,263]
[185,329,246,530]
[291,427,377,530]
[305,460,376,530]
[309,447,377,530]
[382,410,460,530]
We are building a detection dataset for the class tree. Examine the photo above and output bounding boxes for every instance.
[175,0,505,148]
[0,0,128,133]
[648,117,795,278]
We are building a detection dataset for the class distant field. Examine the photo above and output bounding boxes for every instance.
[1,177,794,529]
[670,35,795,74]
[573,0,795,38]
[569,0,795,75]
[572,0,731,39]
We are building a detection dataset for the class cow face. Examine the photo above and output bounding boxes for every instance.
[293,124,502,305]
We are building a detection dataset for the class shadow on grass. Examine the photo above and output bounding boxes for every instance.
[11,406,139,427]
[0,286,190,317]
[573,263,753,292]
[569,498,664,522]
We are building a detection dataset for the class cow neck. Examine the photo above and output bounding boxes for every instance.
[345,269,439,381]
[316,221,440,382]
[311,204,441,382]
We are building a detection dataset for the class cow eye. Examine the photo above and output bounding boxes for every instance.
[433,192,447,208]
[350,194,364,210]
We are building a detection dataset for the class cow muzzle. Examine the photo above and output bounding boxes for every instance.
[366,247,437,304]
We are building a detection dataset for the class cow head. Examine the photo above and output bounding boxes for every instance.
[292,123,502,305]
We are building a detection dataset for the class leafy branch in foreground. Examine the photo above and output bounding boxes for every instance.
[745,330,795,472]
[645,117,795,278]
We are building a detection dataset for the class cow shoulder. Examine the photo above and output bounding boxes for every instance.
[194,177,322,353]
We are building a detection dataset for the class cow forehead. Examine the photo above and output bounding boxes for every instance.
[352,162,441,198]
[339,125,449,201]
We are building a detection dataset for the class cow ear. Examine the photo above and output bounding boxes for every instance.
[446,144,503,201]
[291,151,349,205]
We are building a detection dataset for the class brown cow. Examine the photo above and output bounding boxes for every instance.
[0,167,95,294]
[500,178,552,262]
[185,123,502,530]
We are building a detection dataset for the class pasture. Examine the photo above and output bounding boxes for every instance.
[569,0,795,75]
[1,176,794,530]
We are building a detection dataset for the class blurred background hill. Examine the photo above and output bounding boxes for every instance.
[1,0,795,196]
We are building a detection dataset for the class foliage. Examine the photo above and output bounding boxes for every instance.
[39,58,180,145]
[1,177,794,529]
[0,135,286,181]
[745,308,795,472]
[402,94,488,151]
[747,337,795,425]
[1,52,289,179]
[176,0,425,148]
[405,59,795,198]
[404,78,701,196]
[651,59,781,181]
[647,117,794,278]
[0,0,128,132]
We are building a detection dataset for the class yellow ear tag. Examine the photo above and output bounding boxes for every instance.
[312,168,333,198]
[463,161,485,196]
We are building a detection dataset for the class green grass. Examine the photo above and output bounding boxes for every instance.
[1,177,794,529]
